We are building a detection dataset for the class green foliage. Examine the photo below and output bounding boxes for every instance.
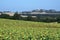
[27,16,32,21]
[36,16,57,22]
[56,16,60,23]
[0,18,60,40]
[0,13,60,22]
[0,14,10,19]
[13,12,21,20]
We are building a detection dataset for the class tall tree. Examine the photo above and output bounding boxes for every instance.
[13,12,20,20]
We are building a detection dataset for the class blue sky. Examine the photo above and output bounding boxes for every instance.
[0,0,60,12]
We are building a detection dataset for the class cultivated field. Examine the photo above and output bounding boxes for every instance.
[0,18,60,40]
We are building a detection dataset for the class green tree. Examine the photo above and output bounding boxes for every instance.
[27,16,32,21]
[1,14,10,19]
[13,12,21,20]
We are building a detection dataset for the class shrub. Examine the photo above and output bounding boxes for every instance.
[0,14,10,19]
[56,16,60,23]
[13,12,22,20]
[27,16,32,21]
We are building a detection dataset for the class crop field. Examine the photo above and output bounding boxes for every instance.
[0,18,60,40]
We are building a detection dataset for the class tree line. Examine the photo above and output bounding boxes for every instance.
[0,11,60,23]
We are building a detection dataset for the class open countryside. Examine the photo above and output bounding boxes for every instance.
[0,9,60,40]
[0,18,60,40]
[0,0,60,40]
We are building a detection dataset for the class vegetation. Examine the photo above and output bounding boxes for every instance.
[0,9,60,40]
[0,18,60,40]
[13,12,21,20]
[0,9,60,22]
[0,13,60,22]
[0,14,10,19]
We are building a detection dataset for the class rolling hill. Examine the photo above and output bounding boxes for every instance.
[0,18,60,40]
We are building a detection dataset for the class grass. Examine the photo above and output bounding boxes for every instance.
[0,18,60,40]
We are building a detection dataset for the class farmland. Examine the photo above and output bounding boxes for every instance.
[0,18,60,40]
